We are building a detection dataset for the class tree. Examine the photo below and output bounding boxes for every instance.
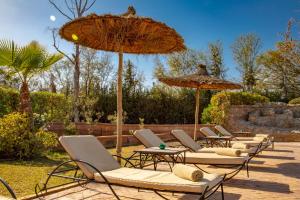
[51,60,74,98]
[49,0,96,122]
[207,41,226,78]
[81,47,98,97]
[80,48,114,96]
[256,20,300,101]
[257,50,300,101]
[123,60,144,96]
[167,49,207,76]
[232,34,261,91]
[153,57,166,79]
[0,40,63,118]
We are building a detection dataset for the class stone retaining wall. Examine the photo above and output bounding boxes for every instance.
[225,103,300,141]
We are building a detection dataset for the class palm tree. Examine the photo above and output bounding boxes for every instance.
[0,40,63,118]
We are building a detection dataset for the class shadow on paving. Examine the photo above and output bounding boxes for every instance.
[226,178,291,194]
[248,163,300,179]
[178,191,241,200]
[263,149,294,153]
[257,155,295,160]
[45,187,241,200]
[249,160,265,164]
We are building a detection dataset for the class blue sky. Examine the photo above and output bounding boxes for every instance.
[0,0,299,86]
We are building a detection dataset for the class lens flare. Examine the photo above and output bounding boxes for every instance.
[50,15,56,22]
[72,34,79,41]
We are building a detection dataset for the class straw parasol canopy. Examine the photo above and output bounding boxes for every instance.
[59,6,186,161]
[59,8,185,54]
[159,64,242,140]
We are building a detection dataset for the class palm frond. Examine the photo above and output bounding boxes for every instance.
[0,39,17,66]
[0,40,63,81]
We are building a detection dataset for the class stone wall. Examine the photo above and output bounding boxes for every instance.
[225,103,300,141]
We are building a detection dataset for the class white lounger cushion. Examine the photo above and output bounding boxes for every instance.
[184,152,248,165]
[59,135,120,179]
[231,140,262,146]
[94,167,222,193]
[199,147,257,154]
[0,196,14,200]
[134,129,166,147]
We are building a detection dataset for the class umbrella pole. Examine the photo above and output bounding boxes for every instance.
[194,88,200,141]
[116,52,123,163]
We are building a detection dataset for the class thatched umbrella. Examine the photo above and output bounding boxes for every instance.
[59,6,185,160]
[159,64,242,140]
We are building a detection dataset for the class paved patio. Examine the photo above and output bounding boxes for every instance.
[36,142,300,200]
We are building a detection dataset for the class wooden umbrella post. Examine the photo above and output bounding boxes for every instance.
[194,88,200,141]
[116,52,123,163]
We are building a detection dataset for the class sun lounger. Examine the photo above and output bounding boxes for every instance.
[200,127,265,148]
[35,135,225,200]
[171,129,260,155]
[199,127,234,147]
[214,125,274,150]
[134,129,250,180]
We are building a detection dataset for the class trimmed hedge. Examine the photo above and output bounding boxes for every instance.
[202,91,269,124]
[289,97,300,105]
[0,87,70,122]
[0,86,19,117]
[31,91,71,122]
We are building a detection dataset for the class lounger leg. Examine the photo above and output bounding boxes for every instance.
[110,187,120,200]
[246,161,249,178]
[221,183,224,200]
[199,186,209,200]
[154,190,168,200]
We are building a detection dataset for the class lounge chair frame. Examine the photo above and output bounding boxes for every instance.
[204,137,232,147]
[0,177,17,199]
[126,148,187,171]
[171,131,265,179]
[133,133,250,181]
[214,125,275,150]
[35,155,226,200]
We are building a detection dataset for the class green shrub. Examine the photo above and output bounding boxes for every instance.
[202,91,269,124]
[289,97,300,105]
[0,112,58,159]
[31,91,71,123]
[35,130,58,150]
[201,104,213,124]
[0,86,19,117]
